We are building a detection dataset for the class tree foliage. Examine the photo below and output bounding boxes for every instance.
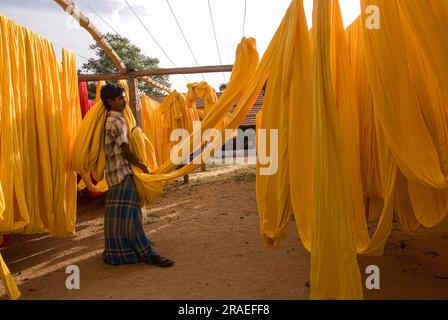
[82,33,171,96]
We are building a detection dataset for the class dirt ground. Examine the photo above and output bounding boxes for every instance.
[1,164,447,300]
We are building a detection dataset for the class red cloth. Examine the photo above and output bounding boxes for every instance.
[78,82,93,119]
[0,235,12,248]
[78,82,103,197]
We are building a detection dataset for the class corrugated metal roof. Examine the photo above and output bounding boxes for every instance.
[149,92,264,127]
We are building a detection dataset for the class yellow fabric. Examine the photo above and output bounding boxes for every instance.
[0,14,80,235]
[254,0,448,300]
[0,14,81,299]
[186,82,234,131]
[72,38,260,206]
[5,0,447,301]
[309,0,362,299]
[95,80,105,104]
[140,95,162,171]
[360,0,448,230]
[186,82,218,119]
[141,91,194,167]
[0,253,20,300]
[159,91,191,163]
[0,184,4,219]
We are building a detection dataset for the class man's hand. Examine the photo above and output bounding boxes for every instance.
[122,143,151,174]
[139,162,150,174]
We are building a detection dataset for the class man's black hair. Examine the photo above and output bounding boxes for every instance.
[100,82,125,110]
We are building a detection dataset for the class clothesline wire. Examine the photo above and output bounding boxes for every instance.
[53,42,90,62]
[166,0,205,81]
[78,0,121,36]
[207,0,227,85]
[123,0,189,83]
[242,0,248,38]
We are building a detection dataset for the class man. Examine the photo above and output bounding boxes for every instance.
[101,82,174,268]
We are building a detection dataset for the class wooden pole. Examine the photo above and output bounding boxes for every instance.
[140,77,172,94]
[127,78,142,127]
[53,0,127,72]
[77,65,234,82]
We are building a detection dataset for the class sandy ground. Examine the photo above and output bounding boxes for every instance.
[1,164,447,300]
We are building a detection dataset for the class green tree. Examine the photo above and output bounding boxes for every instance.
[82,33,171,96]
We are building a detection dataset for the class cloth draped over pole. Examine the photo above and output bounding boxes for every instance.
[0,14,82,299]
[72,37,260,205]
[256,0,448,300]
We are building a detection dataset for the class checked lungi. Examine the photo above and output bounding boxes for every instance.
[103,174,157,265]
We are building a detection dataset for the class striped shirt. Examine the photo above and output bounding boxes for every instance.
[105,111,132,187]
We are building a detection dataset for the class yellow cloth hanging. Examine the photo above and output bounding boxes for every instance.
[0,184,4,219]
[186,82,218,120]
[255,0,448,300]
[0,253,20,300]
[186,82,233,130]
[140,95,162,171]
[95,80,105,104]
[0,14,81,299]
[72,37,260,206]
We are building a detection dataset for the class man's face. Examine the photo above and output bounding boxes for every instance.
[109,93,126,112]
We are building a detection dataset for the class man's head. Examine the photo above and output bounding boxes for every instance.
[101,83,126,112]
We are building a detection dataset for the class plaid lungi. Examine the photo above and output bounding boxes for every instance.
[103,174,157,265]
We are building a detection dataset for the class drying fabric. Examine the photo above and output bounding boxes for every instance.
[5,0,448,301]
[254,0,448,300]
[0,253,20,300]
[186,82,218,120]
[186,82,233,131]
[95,80,105,104]
[0,14,81,299]
[140,95,162,171]
[72,37,260,206]
[0,184,4,218]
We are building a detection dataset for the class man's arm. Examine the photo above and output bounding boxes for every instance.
[121,143,150,174]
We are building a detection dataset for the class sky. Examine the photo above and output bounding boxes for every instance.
[0,0,361,92]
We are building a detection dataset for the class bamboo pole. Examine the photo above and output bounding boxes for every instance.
[54,0,126,72]
[77,65,234,82]
[53,0,169,91]
[140,77,172,94]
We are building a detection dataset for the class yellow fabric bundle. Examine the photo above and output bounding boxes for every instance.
[73,38,260,206]
[186,82,218,120]
[0,184,4,218]
[140,95,163,171]
[0,14,81,235]
[0,14,81,299]
[158,91,191,163]
[254,0,448,300]
[186,82,234,131]
[95,80,105,104]
[0,253,20,300]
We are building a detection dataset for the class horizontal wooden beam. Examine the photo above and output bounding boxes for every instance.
[78,65,234,82]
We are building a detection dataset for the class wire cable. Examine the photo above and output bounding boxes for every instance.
[123,0,189,83]
[78,0,121,35]
[242,0,248,38]
[53,42,90,61]
[165,0,204,81]
[207,0,227,84]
